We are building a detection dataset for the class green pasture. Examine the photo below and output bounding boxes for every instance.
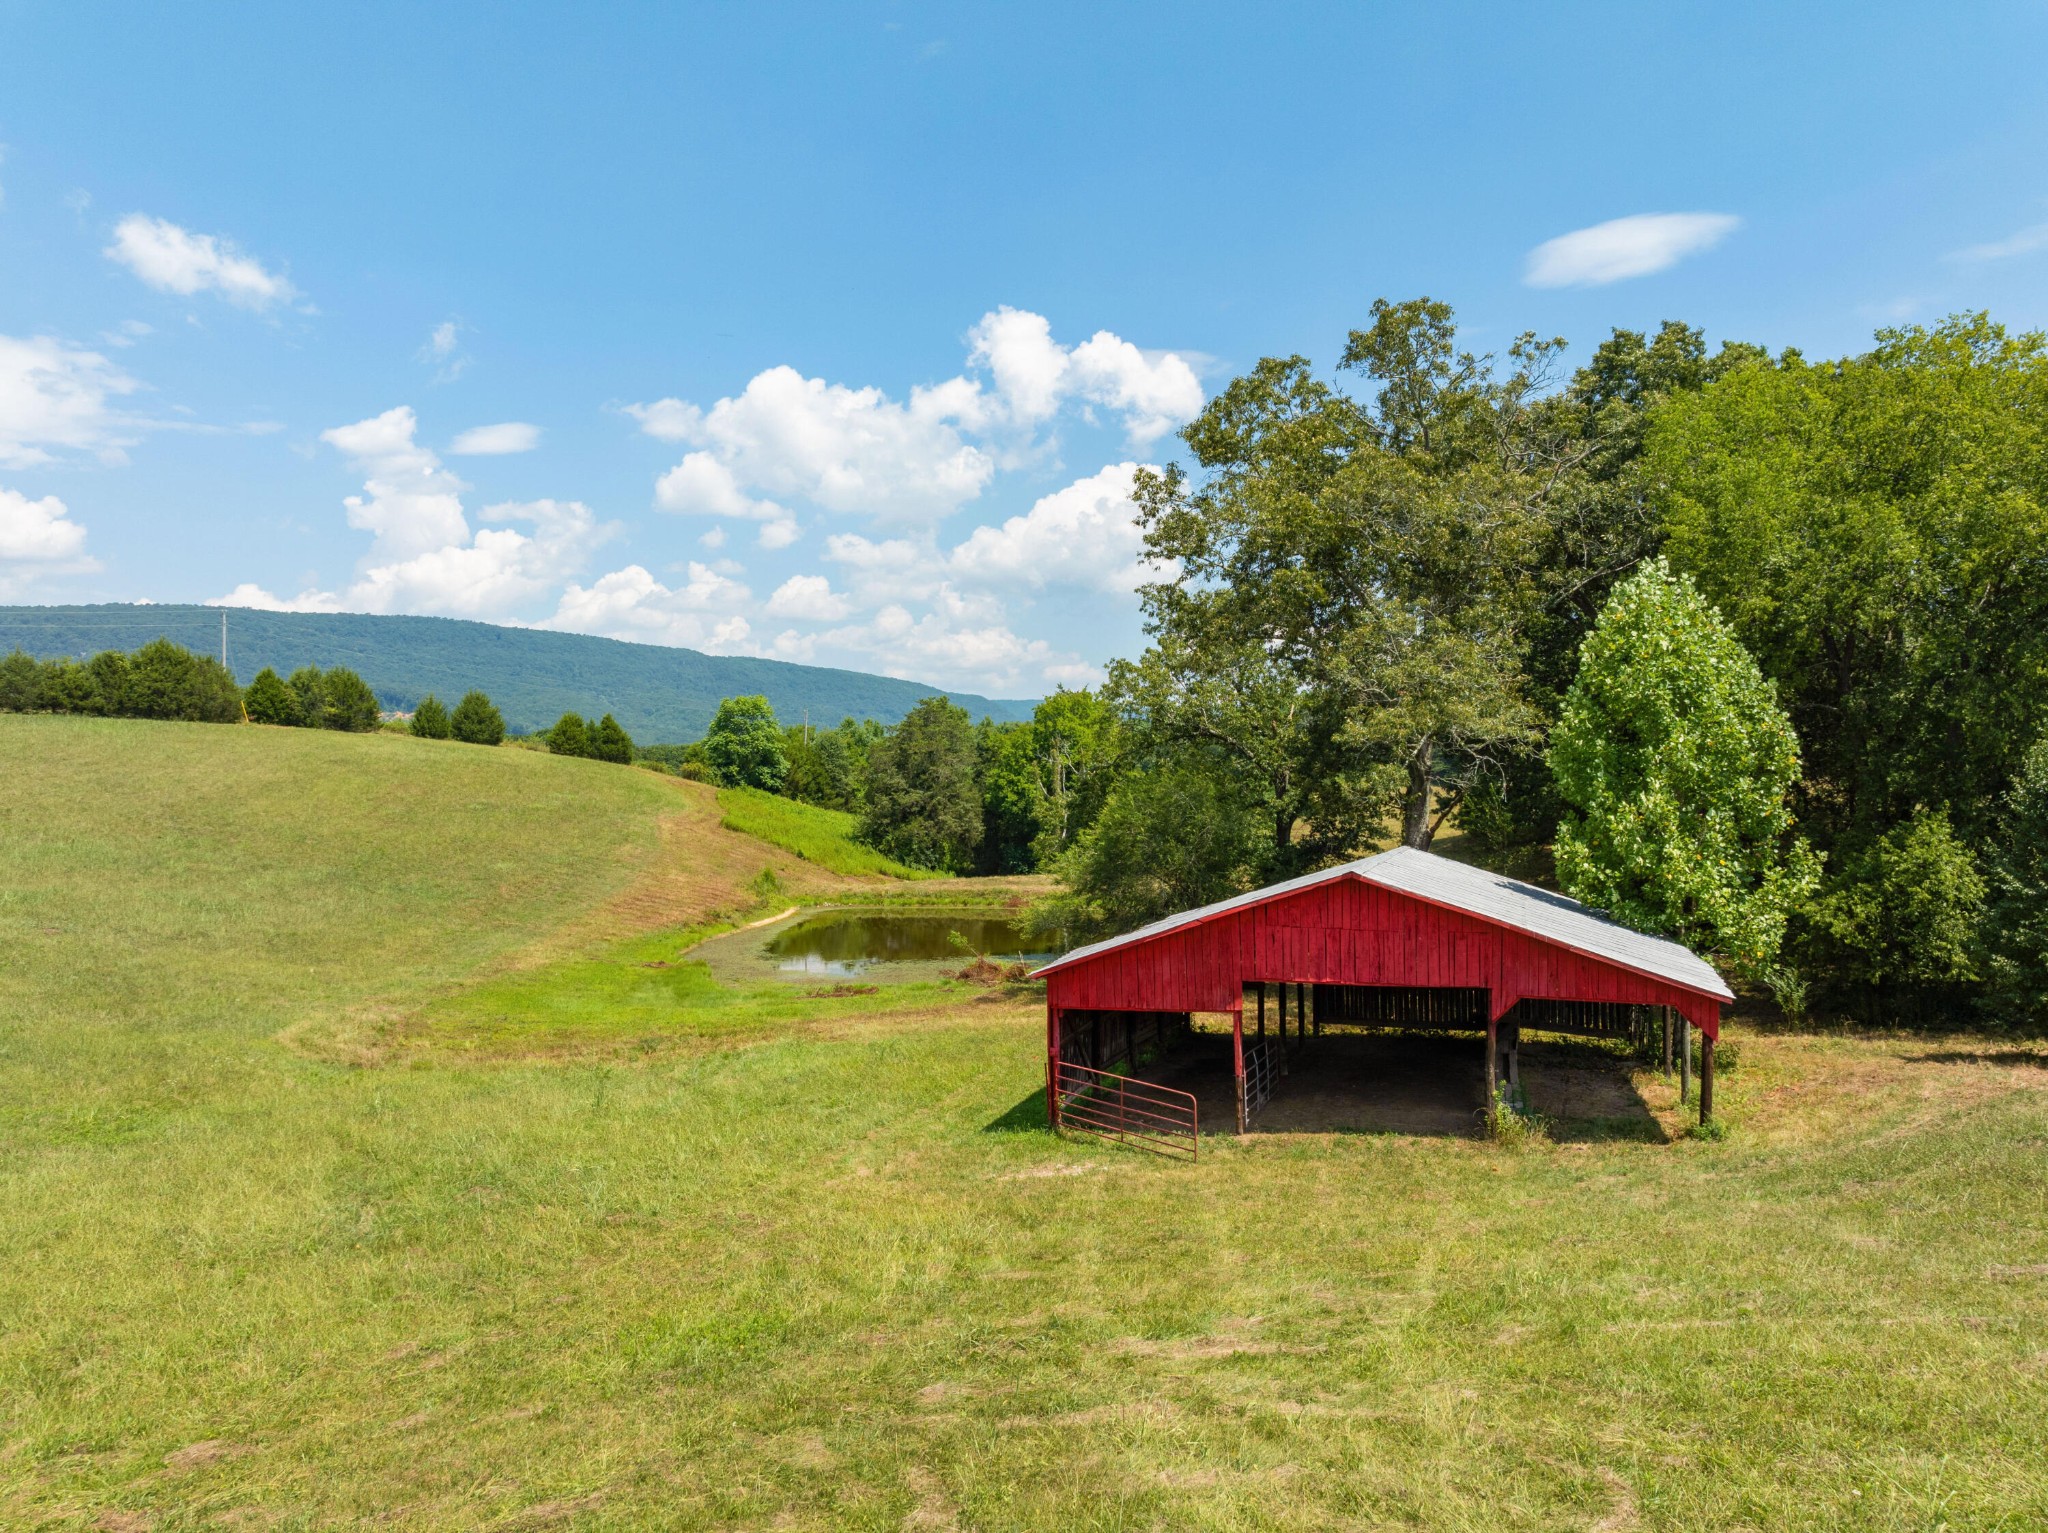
[2,715,2046,1530]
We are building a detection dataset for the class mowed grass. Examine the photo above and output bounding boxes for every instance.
[4,716,2048,1530]
[717,785,935,879]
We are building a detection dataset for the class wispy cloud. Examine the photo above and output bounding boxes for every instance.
[418,319,471,382]
[449,421,539,456]
[1524,212,1740,288]
[1948,221,2048,263]
[104,214,301,310]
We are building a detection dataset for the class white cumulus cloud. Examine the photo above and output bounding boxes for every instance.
[765,573,854,622]
[948,462,1168,592]
[0,486,101,598]
[105,214,299,309]
[538,563,753,650]
[626,307,1204,531]
[449,421,541,455]
[216,407,611,618]
[1523,213,1740,288]
[0,333,140,468]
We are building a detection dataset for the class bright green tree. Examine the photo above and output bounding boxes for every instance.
[859,697,982,872]
[409,694,451,738]
[975,719,1050,874]
[702,695,788,790]
[244,668,297,725]
[547,712,592,757]
[590,713,633,764]
[449,690,505,745]
[1549,559,1820,986]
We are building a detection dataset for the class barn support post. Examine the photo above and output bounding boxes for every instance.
[1306,983,1318,1037]
[1485,1011,1499,1108]
[1662,1007,1674,1076]
[1680,1017,1692,1104]
[1046,1005,1062,1131]
[1232,1006,1247,1135]
[1257,982,1266,1041]
[1699,1026,1715,1126]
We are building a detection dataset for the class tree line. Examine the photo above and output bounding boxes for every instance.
[1049,300,2048,1029]
[684,689,1121,878]
[0,642,640,765]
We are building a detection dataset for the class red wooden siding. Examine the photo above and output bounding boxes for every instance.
[1044,875,1724,1037]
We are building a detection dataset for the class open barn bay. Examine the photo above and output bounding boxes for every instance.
[2,716,2045,1530]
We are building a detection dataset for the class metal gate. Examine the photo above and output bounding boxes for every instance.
[1051,1060,1198,1160]
[1241,1037,1280,1123]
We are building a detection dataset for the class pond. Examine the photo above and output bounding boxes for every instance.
[765,911,1059,976]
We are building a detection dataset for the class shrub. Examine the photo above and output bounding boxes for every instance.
[38,657,102,714]
[244,667,297,725]
[87,650,130,711]
[0,649,39,711]
[590,713,633,764]
[1984,736,2048,1028]
[123,639,242,723]
[449,690,505,745]
[703,695,788,790]
[320,667,382,732]
[547,712,592,757]
[1811,809,1985,989]
[410,695,452,739]
[1035,760,1268,940]
[286,666,327,727]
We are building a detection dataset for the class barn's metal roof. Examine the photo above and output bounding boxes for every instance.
[1030,845,1734,1001]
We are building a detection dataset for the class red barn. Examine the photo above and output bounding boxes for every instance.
[1031,847,1733,1145]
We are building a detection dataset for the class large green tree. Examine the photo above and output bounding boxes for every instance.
[1648,312,2048,998]
[1549,560,1820,986]
[1128,299,1595,855]
[702,695,788,791]
[859,697,982,872]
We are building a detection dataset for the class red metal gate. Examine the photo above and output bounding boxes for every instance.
[1050,1060,1198,1160]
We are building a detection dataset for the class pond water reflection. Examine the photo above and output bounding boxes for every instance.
[766,911,1058,976]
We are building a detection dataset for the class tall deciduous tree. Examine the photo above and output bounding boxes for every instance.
[1127,298,1577,856]
[1983,736,2048,1028]
[1549,559,1820,986]
[703,695,788,790]
[859,697,982,873]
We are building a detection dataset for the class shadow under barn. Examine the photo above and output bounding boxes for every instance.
[1053,985,1667,1147]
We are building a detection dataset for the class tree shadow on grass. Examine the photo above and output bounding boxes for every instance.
[984,1089,1050,1134]
[1907,1049,2048,1070]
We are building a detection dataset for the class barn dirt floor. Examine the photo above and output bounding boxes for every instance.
[1143,1026,1661,1139]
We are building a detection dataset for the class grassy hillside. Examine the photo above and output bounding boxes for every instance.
[716,785,936,878]
[0,603,1038,738]
[3,715,2046,1529]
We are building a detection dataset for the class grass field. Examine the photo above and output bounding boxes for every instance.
[716,784,936,879]
[4,715,2047,1530]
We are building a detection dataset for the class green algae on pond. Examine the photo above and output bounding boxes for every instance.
[765,911,1058,976]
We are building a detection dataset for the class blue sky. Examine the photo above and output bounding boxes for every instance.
[4,2,2048,696]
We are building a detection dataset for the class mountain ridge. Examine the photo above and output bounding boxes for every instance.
[0,604,1040,740]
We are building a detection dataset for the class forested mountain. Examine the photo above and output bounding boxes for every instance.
[0,605,1036,740]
